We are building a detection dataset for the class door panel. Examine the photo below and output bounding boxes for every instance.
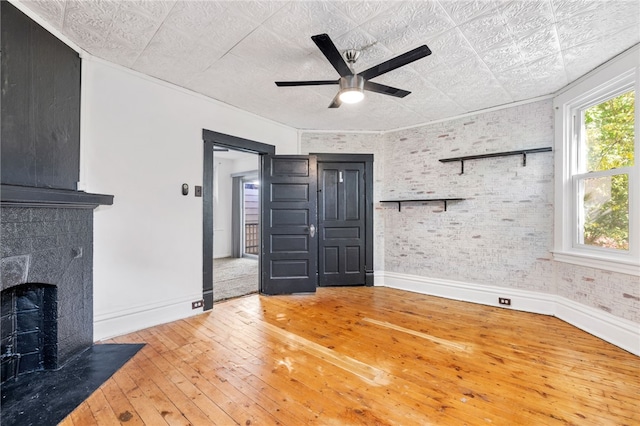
[271,235,309,252]
[261,155,317,295]
[272,184,309,201]
[271,158,310,176]
[318,162,366,286]
[344,170,361,220]
[345,247,361,272]
[323,169,339,220]
[324,247,339,273]
[271,209,308,226]
[271,260,309,278]
[324,227,360,239]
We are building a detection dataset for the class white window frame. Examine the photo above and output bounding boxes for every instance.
[553,46,639,276]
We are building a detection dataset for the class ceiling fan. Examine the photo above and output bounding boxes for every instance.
[275,33,432,108]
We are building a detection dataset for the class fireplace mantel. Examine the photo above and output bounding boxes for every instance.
[1,184,113,208]
[1,185,113,373]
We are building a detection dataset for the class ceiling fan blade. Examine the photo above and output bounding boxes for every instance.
[275,80,339,87]
[311,33,352,77]
[364,81,411,98]
[358,45,432,80]
[328,93,342,108]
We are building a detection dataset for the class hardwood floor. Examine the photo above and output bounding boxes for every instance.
[61,287,639,425]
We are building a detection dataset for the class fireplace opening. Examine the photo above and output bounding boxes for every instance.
[1,284,57,384]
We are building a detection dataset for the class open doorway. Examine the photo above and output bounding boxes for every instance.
[212,146,260,302]
[202,131,374,308]
[202,130,275,309]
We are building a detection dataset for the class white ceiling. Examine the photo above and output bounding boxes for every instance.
[21,0,640,132]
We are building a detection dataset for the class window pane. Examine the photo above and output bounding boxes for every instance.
[580,174,629,250]
[583,90,635,172]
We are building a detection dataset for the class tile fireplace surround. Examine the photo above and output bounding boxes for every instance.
[0,185,113,382]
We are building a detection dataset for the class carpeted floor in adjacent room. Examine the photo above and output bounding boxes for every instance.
[213,257,259,302]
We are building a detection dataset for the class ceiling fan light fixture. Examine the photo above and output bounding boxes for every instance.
[338,75,365,104]
[339,88,364,104]
[275,34,431,108]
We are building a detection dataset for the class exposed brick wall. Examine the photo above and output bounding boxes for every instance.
[383,100,554,292]
[555,263,639,323]
[301,99,640,325]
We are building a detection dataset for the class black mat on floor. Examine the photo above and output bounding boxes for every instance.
[1,343,144,426]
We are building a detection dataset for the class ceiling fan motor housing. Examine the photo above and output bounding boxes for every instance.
[340,74,365,91]
[339,74,365,104]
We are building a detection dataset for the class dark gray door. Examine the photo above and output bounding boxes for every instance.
[261,155,318,295]
[318,162,366,286]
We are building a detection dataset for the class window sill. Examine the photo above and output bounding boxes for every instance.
[552,251,640,276]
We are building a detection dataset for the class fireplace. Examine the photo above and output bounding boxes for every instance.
[0,187,149,426]
[1,283,57,382]
[0,5,137,421]
[0,185,113,383]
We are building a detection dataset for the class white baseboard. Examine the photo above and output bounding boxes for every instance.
[554,296,639,356]
[379,271,639,356]
[93,294,203,341]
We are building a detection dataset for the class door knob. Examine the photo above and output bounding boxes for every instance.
[309,224,316,238]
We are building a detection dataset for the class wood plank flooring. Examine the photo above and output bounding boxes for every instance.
[61,287,639,425]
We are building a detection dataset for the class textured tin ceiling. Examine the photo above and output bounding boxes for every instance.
[21,0,640,131]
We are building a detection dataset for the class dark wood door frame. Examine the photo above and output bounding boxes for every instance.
[202,129,275,310]
[312,153,374,286]
[202,132,375,309]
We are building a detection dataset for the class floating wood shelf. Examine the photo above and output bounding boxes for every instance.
[439,147,552,174]
[380,198,465,212]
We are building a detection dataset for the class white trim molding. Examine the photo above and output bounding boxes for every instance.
[380,271,640,356]
[554,295,640,357]
[553,251,640,276]
[552,44,640,276]
[93,293,204,341]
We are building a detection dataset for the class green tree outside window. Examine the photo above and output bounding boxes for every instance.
[582,91,635,250]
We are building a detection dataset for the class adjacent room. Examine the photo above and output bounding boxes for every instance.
[211,146,260,302]
[1,0,638,424]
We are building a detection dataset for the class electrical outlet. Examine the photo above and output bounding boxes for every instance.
[192,300,204,309]
[498,297,511,306]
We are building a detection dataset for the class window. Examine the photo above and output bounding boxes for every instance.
[554,47,639,275]
[577,90,634,251]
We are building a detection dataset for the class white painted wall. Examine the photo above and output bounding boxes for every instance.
[232,156,260,175]
[82,58,297,340]
[211,153,260,259]
[213,157,234,259]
